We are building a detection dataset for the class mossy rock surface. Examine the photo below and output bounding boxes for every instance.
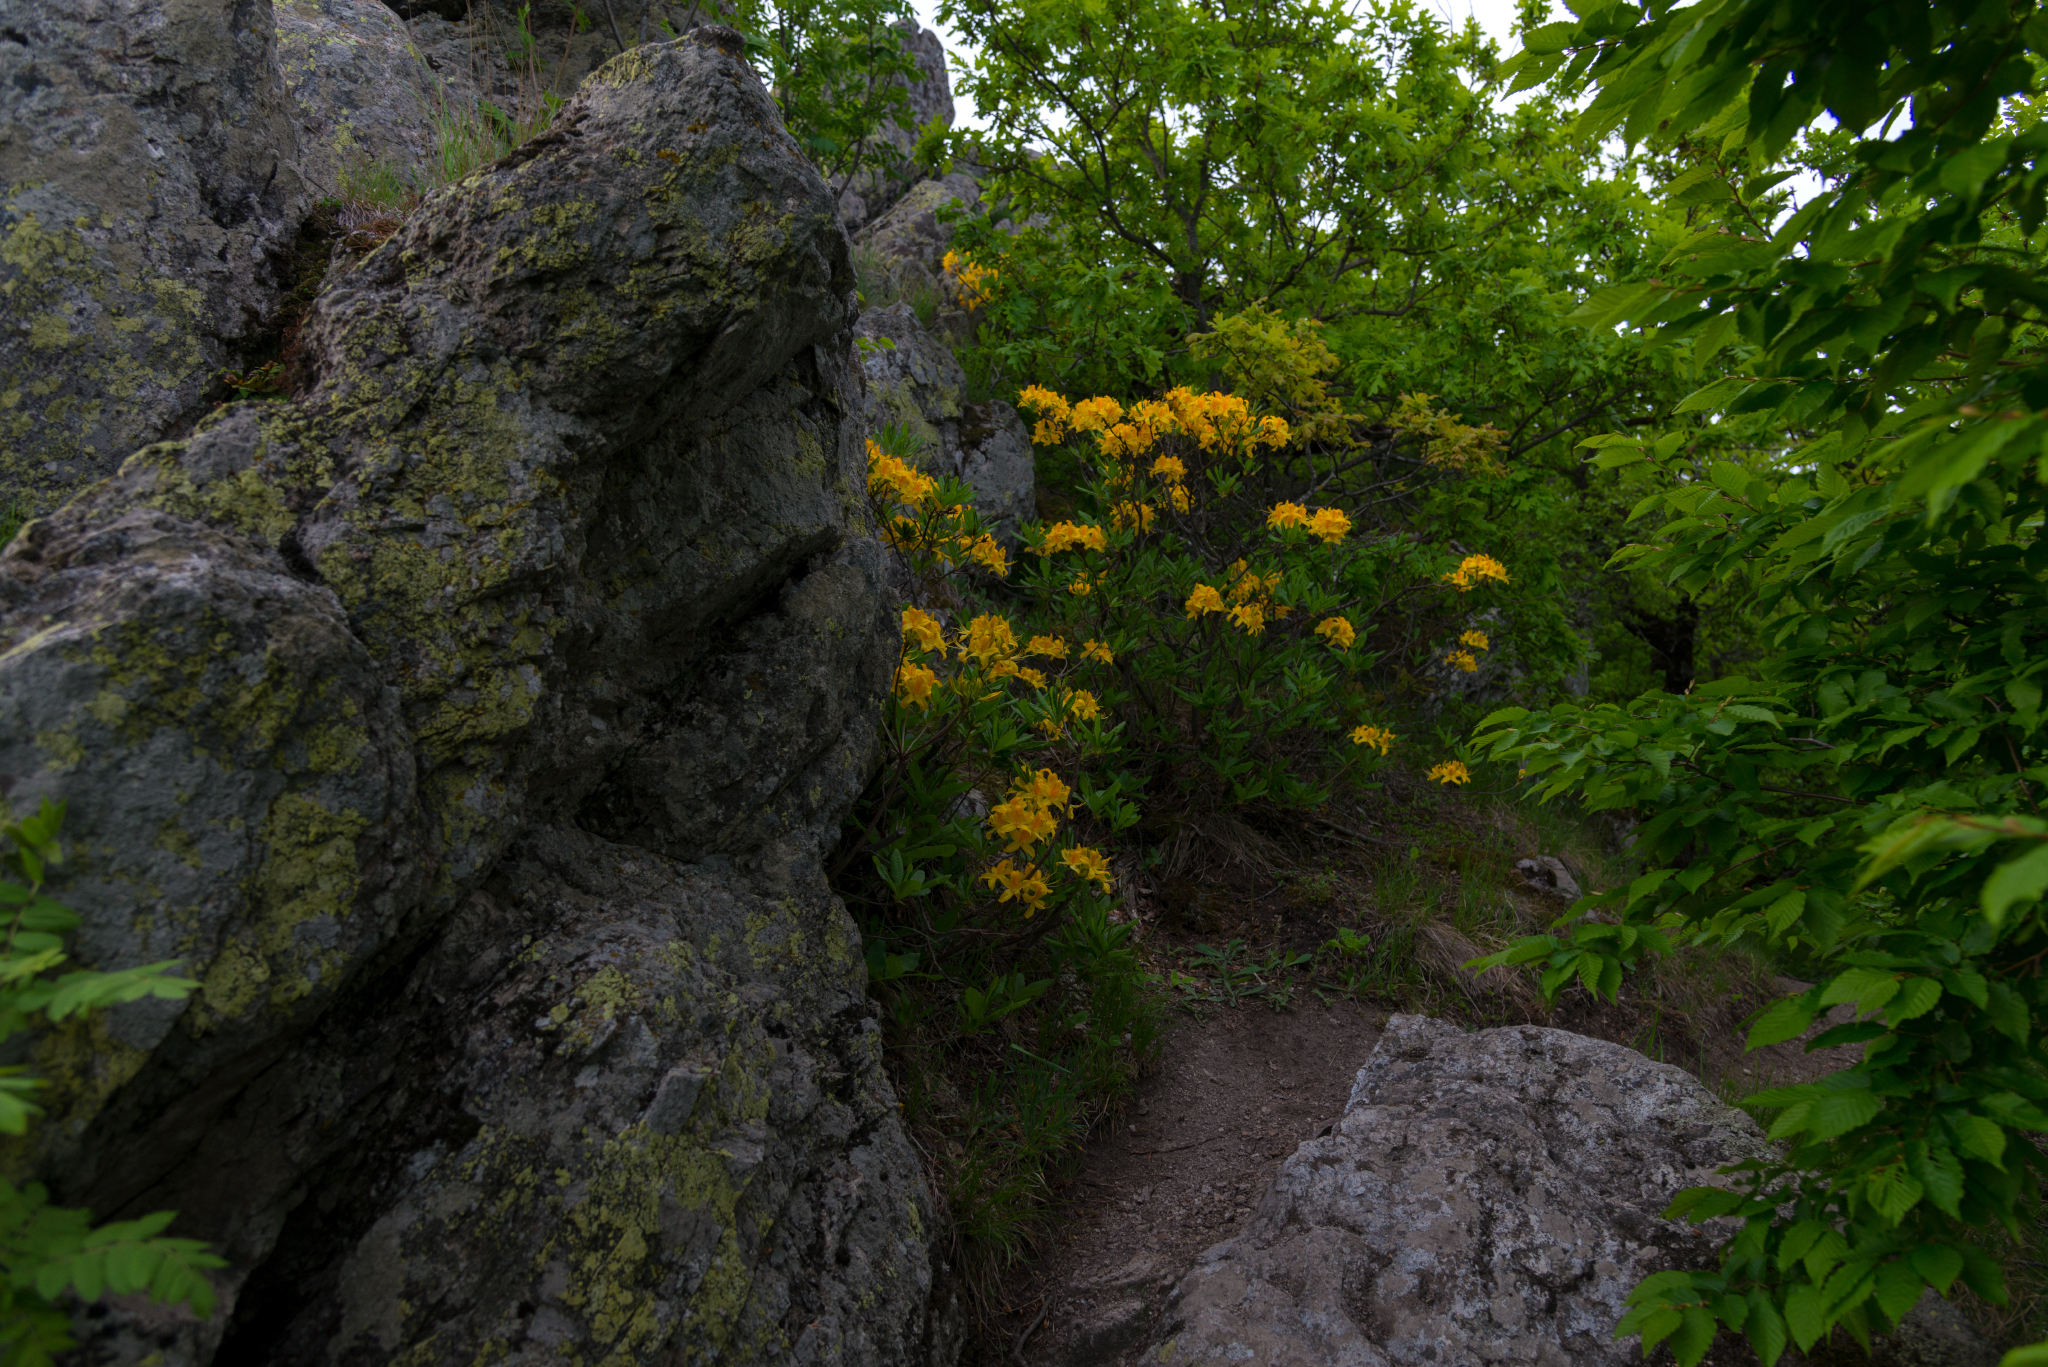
[0,29,952,1367]
[0,0,311,514]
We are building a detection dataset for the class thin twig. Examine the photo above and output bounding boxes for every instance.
[1012,1302,1048,1366]
[598,0,628,53]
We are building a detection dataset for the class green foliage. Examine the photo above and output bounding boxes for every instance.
[1473,0,2048,1359]
[0,803,220,1363]
[730,0,926,188]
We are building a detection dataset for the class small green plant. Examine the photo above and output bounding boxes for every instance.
[0,501,25,550]
[0,801,222,1362]
[218,362,286,403]
[336,158,419,213]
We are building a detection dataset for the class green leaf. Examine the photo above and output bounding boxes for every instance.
[1748,995,1817,1047]
[1908,1245,1965,1295]
[1886,977,1941,1024]
[1806,1089,1883,1141]
[1981,842,2048,925]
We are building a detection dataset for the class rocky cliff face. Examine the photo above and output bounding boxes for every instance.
[0,0,311,515]
[0,28,954,1366]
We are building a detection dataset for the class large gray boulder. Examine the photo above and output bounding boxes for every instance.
[1144,1015,1772,1367]
[855,171,982,299]
[0,28,953,1366]
[0,0,311,515]
[857,301,1034,541]
[275,0,440,200]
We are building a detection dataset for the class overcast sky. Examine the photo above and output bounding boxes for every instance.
[907,0,1552,130]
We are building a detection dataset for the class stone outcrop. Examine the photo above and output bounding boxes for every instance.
[834,22,953,233]
[1142,1015,1773,1366]
[275,0,440,200]
[0,29,954,1366]
[0,0,311,515]
[855,171,981,300]
[857,301,1034,541]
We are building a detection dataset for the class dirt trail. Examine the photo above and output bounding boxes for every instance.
[988,1001,1384,1367]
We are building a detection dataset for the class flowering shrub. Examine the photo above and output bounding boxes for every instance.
[843,384,1516,1276]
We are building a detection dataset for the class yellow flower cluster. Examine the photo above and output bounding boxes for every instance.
[1026,634,1069,659]
[1350,724,1396,755]
[895,660,939,709]
[1060,844,1115,893]
[1185,583,1225,618]
[980,859,1050,913]
[1460,629,1490,651]
[962,613,1018,665]
[1428,759,1472,785]
[987,768,1071,855]
[903,606,946,655]
[1443,554,1510,591]
[1265,502,1352,543]
[1446,649,1479,673]
[867,441,1009,578]
[1015,386,1290,463]
[1110,501,1156,532]
[1315,616,1357,650]
[941,249,997,309]
[1035,521,1110,555]
[1081,639,1115,664]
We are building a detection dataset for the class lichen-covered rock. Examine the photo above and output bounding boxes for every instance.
[0,28,954,1366]
[0,0,310,514]
[855,172,981,295]
[1145,1015,1772,1367]
[857,301,1034,541]
[275,0,439,200]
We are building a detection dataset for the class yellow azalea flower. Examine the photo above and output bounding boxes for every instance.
[1017,389,1072,446]
[1016,865,1051,914]
[1070,396,1124,432]
[1026,634,1070,659]
[1011,768,1072,813]
[1150,455,1187,482]
[1460,629,1490,651]
[1185,584,1225,618]
[1065,689,1101,721]
[1082,639,1115,664]
[980,859,1028,900]
[1110,500,1155,531]
[987,798,1058,853]
[1168,483,1191,512]
[967,533,1010,578]
[1308,507,1351,543]
[1443,553,1511,591]
[895,661,939,710]
[902,606,946,656]
[1350,724,1395,755]
[1068,574,1095,596]
[1015,665,1049,689]
[1036,521,1109,555]
[1227,601,1266,635]
[1447,649,1479,673]
[1315,616,1356,650]
[1038,717,1066,739]
[1061,845,1116,893]
[962,614,1018,664]
[1427,759,1472,785]
[867,447,936,505]
[1267,501,1311,531]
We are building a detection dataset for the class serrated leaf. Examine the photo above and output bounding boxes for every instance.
[1748,995,1817,1047]
[1886,977,1941,1024]
[1808,1090,1883,1140]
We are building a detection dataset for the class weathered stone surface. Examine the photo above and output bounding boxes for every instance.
[1,29,953,1365]
[855,172,981,294]
[0,0,311,514]
[857,301,1034,540]
[1144,1015,1773,1366]
[1515,854,1582,901]
[275,0,439,200]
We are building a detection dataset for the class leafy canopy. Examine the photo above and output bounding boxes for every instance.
[1473,0,2048,1362]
